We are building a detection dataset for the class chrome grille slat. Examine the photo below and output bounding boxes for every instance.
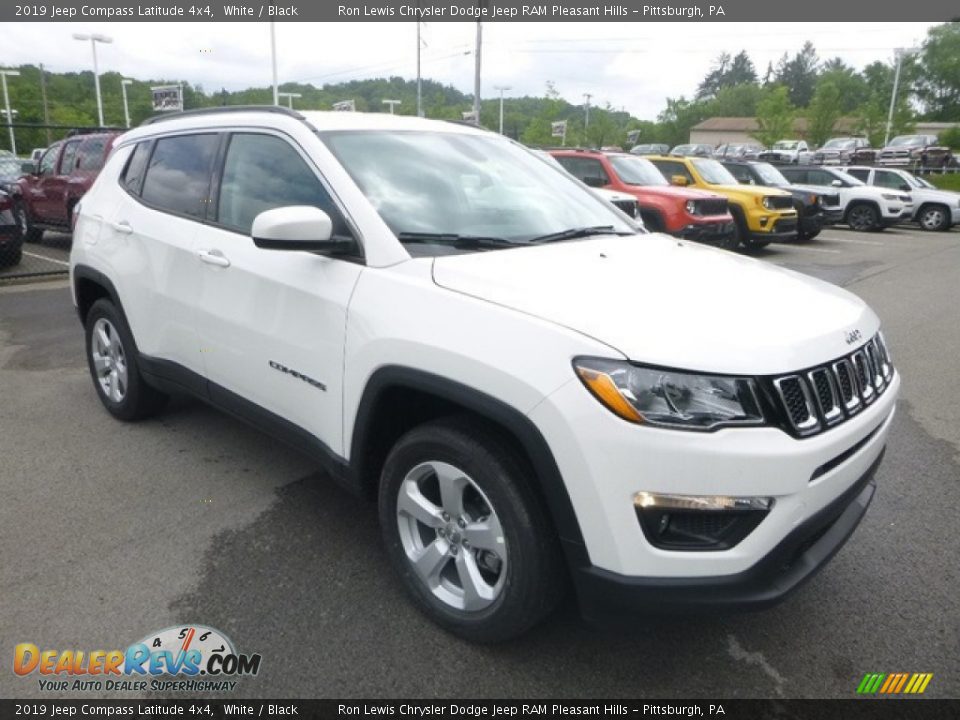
[772,333,893,437]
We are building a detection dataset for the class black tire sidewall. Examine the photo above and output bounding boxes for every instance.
[848,204,878,231]
[378,419,563,642]
[84,298,163,421]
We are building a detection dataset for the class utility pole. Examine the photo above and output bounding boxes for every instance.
[72,33,112,127]
[270,20,279,105]
[40,64,51,144]
[0,69,19,155]
[416,20,423,117]
[472,20,482,125]
[494,85,510,135]
[583,93,593,130]
[884,48,917,147]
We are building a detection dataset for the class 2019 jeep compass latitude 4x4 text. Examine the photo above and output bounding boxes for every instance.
[70,108,898,642]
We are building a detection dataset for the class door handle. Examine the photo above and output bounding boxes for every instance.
[197,249,231,268]
[110,221,133,235]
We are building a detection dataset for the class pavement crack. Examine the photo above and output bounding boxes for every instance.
[726,634,787,697]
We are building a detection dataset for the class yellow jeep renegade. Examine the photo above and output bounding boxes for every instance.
[649,156,798,250]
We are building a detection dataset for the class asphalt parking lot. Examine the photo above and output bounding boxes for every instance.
[1,225,958,699]
[0,232,72,280]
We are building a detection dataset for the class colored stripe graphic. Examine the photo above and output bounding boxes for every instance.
[857,672,933,694]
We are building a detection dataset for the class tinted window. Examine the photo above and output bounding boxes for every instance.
[874,170,908,191]
[806,170,838,186]
[724,164,754,184]
[77,137,108,172]
[122,142,151,195]
[59,141,81,175]
[554,156,609,185]
[845,168,870,182]
[217,133,345,236]
[141,134,219,218]
[651,160,694,184]
[39,145,60,176]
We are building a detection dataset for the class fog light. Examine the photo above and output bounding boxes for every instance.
[633,492,773,551]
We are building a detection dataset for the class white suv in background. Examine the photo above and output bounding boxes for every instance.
[779,165,914,232]
[70,108,898,642]
[844,166,960,232]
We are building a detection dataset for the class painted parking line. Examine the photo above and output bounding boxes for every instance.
[777,244,842,254]
[23,251,70,267]
[817,235,886,247]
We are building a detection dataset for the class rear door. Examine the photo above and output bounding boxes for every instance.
[194,131,363,454]
[100,134,218,380]
[25,143,62,222]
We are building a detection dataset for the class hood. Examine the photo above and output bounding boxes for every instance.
[624,184,725,201]
[593,188,636,203]
[432,235,878,375]
[709,184,792,198]
[914,187,959,203]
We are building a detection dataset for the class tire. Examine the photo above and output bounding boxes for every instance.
[731,206,768,252]
[378,416,565,643]
[846,203,880,232]
[12,198,43,243]
[0,240,22,268]
[917,204,951,232]
[84,298,168,421]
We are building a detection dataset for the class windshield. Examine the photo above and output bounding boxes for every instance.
[773,141,799,150]
[609,156,668,186]
[890,136,923,147]
[902,172,934,189]
[752,163,789,186]
[692,158,739,185]
[320,130,635,252]
[823,139,854,150]
[833,170,865,186]
[0,152,21,183]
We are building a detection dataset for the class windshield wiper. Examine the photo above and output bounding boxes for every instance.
[528,225,629,244]
[396,232,516,249]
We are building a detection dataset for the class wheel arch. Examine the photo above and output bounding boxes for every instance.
[349,366,589,565]
[843,199,881,224]
[73,264,124,326]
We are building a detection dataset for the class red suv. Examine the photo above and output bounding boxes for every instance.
[12,131,120,242]
[550,149,735,246]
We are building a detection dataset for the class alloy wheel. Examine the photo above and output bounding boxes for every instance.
[920,208,946,231]
[91,318,128,403]
[848,206,876,231]
[396,461,507,612]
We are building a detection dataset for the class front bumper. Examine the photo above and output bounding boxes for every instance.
[677,220,736,243]
[574,448,883,619]
[950,207,960,225]
[879,206,915,227]
[821,208,844,225]
[750,216,798,241]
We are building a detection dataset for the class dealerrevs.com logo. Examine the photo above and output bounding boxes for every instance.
[13,625,262,693]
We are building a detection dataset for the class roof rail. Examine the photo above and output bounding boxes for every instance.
[142,105,304,126]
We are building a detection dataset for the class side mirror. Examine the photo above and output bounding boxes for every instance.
[21,161,37,175]
[251,206,350,253]
[670,175,689,187]
[831,180,843,187]
[582,176,606,188]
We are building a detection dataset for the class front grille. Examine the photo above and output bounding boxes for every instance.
[769,334,893,437]
[766,196,794,210]
[612,199,638,217]
[773,218,798,234]
[696,198,728,216]
[821,193,841,208]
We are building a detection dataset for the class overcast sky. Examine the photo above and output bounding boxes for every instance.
[1,22,937,119]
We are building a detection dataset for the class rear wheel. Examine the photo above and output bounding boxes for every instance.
[917,204,950,232]
[378,417,565,643]
[84,298,168,421]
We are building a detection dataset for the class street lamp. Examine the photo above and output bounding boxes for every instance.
[884,47,919,148]
[278,92,302,109]
[270,21,279,105]
[494,85,511,135]
[382,99,401,114]
[0,68,20,155]
[121,78,133,128]
[73,33,113,127]
[583,93,593,130]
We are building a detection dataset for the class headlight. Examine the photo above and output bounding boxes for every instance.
[573,357,765,430]
[809,194,818,205]
[762,197,774,210]
[685,200,697,215]
[881,193,899,201]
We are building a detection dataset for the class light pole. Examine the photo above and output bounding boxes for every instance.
[884,47,918,147]
[72,33,113,127]
[583,93,593,130]
[121,78,133,128]
[472,20,482,125]
[270,21,279,105]
[416,20,424,117]
[494,85,510,135]
[278,92,302,109]
[0,68,20,155]
[382,99,401,114]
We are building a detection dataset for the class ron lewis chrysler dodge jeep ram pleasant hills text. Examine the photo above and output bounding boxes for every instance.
[69,107,899,642]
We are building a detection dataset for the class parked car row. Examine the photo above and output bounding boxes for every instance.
[631,134,956,170]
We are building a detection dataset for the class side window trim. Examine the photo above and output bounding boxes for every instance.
[206,129,363,254]
[118,139,155,198]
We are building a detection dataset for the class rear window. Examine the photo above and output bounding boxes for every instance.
[76,137,109,172]
[121,142,151,195]
[141,134,220,219]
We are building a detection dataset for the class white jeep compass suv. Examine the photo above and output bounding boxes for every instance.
[70,107,899,642]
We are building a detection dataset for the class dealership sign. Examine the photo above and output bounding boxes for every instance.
[151,85,183,112]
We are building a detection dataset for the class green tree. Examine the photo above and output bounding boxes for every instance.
[775,41,820,107]
[806,80,843,146]
[696,50,757,100]
[917,22,960,120]
[752,86,795,147]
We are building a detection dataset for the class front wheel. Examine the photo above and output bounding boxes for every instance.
[12,199,43,243]
[378,417,565,643]
[846,203,880,232]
